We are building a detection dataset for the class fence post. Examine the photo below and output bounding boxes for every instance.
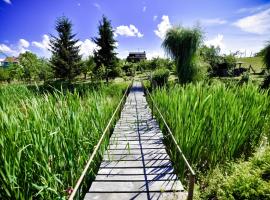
[187,174,195,200]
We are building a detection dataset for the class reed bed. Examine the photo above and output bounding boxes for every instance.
[0,83,126,199]
[151,82,270,171]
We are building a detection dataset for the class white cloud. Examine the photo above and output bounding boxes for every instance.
[147,50,166,59]
[200,18,227,26]
[0,44,16,55]
[143,6,147,12]
[233,8,270,34]
[32,34,50,50]
[154,15,172,39]
[19,39,30,48]
[115,25,143,38]
[205,34,225,50]
[77,39,97,58]
[153,15,158,21]
[2,0,11,4]
[237,4,270,14]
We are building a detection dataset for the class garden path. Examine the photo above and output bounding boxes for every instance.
[84,81,187,200]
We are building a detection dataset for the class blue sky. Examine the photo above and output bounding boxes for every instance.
[0,0,270,59]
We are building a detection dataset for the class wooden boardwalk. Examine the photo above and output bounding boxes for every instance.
[84,81,187,200]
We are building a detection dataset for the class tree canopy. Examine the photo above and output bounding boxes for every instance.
[50,16,82,81]
[92,15,117,83]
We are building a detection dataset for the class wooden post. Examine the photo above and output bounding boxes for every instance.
[187,174,195,200]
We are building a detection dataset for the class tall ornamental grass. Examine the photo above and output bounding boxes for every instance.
[0,83,126,199]
[162,26,202,83]
[151,82,270,171]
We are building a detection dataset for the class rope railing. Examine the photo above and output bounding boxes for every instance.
[68,79,133,200]
[142,81,195,200]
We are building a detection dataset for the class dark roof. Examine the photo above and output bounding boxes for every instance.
[129,52,146,55]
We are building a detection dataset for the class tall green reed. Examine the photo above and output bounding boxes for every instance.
[151,82,270,172]
[0,83,125,199]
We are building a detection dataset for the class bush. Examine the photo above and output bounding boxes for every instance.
[0,68,9,82]
[199,147,270,200]
[151,68,170,87]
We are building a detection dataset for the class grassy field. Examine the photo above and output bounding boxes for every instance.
[0,82,127,199]
[237,56,264,72]
[151,82,270,172]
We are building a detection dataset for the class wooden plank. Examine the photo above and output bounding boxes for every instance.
[84,81,185,199]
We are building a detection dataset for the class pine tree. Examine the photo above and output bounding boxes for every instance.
[50,16,82,82]
[92,15,117,83]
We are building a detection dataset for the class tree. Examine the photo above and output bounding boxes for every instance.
[261,43,270,88]
[38,58,53,81]
[81,56,96,80]
[162,26,202,83]
[92,15,117,83]
[50,16,82,82]
[19,51,40,81]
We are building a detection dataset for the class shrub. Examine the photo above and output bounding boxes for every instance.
[151,68,170,87]
[162,26,202,83]
[199,147,270,200]
[0,68,9,82]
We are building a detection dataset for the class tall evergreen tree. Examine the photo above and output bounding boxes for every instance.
[50,16,82,81]
[92,15,117,83]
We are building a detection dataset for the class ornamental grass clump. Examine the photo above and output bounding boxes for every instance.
[162,26,202,83]
[151,82,270,171]
[0,83,126,199]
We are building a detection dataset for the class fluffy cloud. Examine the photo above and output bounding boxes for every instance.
[205,34,225,50]
[19,39,30,48]
[115,25,143,38]
[233,8,270,34]
[32,34,50,50]
[0,44,16,55]
[154,15,172,39]
[153,15,158,21]
[200,18,227,26]
[0,38,30,56]
[77,39,97,58]
[2,0,11,4]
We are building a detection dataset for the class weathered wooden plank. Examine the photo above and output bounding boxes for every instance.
[84,81,185,199]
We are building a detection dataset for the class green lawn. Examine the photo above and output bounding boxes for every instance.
[237,57,264,72]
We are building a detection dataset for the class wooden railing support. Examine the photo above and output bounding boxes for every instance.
[142,80,195,200]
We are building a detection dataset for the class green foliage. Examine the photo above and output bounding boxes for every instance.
[263,43,270,70]
[261,43,270,88]
[151,68,170,87]
[50,16,82,81]
[199,147,270,199]
[37,58,53,81]
[0,68,9,82]
[199,45,221,67]
[92,15,117,83]
[122,62,136,76]
[0,83,126,199]
[200,45,237,77]
[19,51,40,81]
[151,83,270,171]
[162,26,202,83]
[81,56,96,79]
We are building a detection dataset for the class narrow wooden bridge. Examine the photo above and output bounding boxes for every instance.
[84,81,187,200]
